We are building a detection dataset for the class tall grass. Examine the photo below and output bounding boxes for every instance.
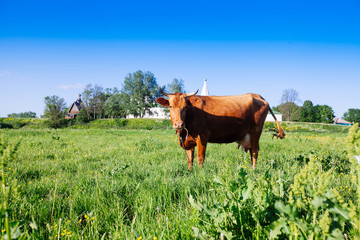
[0,123,357,239]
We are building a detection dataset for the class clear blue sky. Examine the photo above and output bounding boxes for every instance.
[1,0,359,118]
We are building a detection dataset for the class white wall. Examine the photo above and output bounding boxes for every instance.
[265,113,282,122]
[127,107,170,119]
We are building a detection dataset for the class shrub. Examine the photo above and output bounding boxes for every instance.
[0,123,13,129]
[0,135,24,239]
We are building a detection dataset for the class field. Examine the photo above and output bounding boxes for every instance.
[1,122,360,239]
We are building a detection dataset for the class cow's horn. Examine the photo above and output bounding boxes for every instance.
[184,89,199,97]
[159,87,169,96]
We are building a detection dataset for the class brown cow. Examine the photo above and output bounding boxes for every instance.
[156,89,285,170]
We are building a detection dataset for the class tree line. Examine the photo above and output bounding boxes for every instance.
[40,70,184,127]
[78,71,184,120]
[6,72,360,126]
[273,88,360,124]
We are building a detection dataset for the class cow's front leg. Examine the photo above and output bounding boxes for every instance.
[196,136,207,168]
[186,149,194,171]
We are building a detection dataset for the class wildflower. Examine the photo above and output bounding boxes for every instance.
[266,178,269,181]
[1,229,5,233]
[79,219,82,223]
[67,220,70,223]
[154,238,158,240]
[61,232,66,236]
[84,155,87,158]
[84,214,88,219]
[67,231,71,235]
[91,217,95,220]
[137,237,142,240]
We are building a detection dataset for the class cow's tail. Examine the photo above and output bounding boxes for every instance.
[268,107,285,139]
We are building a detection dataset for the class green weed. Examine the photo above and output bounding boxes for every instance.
[0,122,356,239]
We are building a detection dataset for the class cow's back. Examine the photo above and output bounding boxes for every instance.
[188,93,268,118]
[186,93,269,143]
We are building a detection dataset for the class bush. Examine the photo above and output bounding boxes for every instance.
[68,118,172,130]
[0,122,13,129]
[189,125,360,239]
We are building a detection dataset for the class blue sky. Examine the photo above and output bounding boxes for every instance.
[1,0,359,117]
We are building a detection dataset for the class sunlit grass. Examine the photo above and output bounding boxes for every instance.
[0,125,356,239]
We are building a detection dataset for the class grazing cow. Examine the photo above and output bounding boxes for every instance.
[156,89,285,170]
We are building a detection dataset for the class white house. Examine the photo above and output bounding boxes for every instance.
[265,111,283,122]
[140,107,169,119]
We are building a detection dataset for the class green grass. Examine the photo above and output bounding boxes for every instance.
[0,122,358,239]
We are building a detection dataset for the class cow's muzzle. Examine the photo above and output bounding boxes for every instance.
[173,121,185,130]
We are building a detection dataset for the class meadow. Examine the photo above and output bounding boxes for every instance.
[1,121,359,239]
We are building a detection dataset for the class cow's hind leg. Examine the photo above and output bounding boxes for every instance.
[186,149,194,171]
[250,149,258,169]
[250,137,260,169]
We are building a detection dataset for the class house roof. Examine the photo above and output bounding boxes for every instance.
[68,94,83,113]
[333,118,351,124]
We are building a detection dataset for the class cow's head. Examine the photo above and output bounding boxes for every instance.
[156,88,199,130]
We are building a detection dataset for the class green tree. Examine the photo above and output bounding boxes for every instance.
[76,108,90,123]
[313,105,335,123]
[279,89,301,121]
[343,108,360,124]
[167,78,185,93]
[301,100,315,122]
[7,111,37,118]
[82,84,109,119]
[121,70,160,118]
[82,84,95,120]
[43,95,67,128]
[104,92,128,118]
[279,102,301,121]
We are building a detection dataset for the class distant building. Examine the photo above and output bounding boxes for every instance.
[333,117,352,126]
[266,110,283,122]
[128,107,170,119]
[200,79,209,96]
[65,94,84,119]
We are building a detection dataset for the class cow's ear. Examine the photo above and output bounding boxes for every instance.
[156,97,169,107]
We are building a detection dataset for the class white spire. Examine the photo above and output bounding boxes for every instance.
[200,79,209,96]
